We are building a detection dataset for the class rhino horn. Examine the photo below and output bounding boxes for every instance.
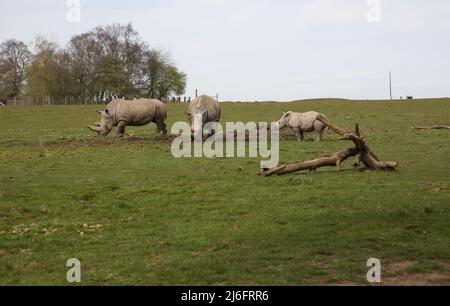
[87,125,100,133]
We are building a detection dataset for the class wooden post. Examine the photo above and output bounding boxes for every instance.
[195,89,198,98]
[389,70,393,100]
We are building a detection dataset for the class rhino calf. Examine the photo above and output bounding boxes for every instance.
[88,98,167,137]
[277,111,327,142]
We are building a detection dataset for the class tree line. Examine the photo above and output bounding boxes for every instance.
[0,23,187,104]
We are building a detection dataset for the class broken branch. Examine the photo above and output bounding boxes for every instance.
[262,122,397,176]
[413,126,450,130]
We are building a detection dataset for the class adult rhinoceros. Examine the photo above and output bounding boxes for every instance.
[277,111,328,142]
[88,99,167,137]
[186,95,221,139]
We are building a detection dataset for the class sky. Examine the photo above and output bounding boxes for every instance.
[1,0,449,101]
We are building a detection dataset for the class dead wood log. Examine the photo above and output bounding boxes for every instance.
[261,147,359,176]
[317,115,381,163]
[413,126,450,130]
[316,114,348,137]
[261,123,397,177]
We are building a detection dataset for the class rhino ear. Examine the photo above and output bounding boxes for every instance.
[96,110,102,115]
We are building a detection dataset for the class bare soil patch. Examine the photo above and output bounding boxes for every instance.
[382,261,450,286]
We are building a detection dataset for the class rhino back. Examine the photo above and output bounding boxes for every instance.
[113,99,161,126]
[290,111,321,131]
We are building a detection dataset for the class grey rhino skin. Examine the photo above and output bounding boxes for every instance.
[277,111,328,142]
[88,98,167,137]
[186,95,221,138]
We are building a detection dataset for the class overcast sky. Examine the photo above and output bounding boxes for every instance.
[1,0,449,101]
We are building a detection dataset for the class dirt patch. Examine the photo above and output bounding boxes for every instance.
[23,261,41,271]
[22,129,310,149]
[382,261,450,286]
[418,182,448,193]
[39,134,179,148]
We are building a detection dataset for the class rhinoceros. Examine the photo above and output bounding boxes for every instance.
[88,98,167,137]
[186,95,221,138]
[277,111,328,142]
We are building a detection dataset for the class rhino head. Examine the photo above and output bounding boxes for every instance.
[186,110,207,140]
[88,110,114,137]
[277,111,292,129]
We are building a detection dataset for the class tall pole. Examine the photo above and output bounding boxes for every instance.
[389,70,393,100]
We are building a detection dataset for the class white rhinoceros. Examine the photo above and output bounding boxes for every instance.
[277,111,328,142]
[186,95,221,138]
[88,98,167,137]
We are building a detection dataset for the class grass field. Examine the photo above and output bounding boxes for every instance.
[1,99,449,285]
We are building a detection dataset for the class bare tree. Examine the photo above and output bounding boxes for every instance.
[66,33,97,103]
[1,23,187,103]
[0,39,31,98]
[141,49,187,99]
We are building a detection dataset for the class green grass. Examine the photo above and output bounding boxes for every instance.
[0,99,449,285]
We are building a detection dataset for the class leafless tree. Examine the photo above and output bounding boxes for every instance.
[0,39,31,98]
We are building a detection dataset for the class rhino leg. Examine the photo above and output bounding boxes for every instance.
[294,128,304,142]
[156,121,167,135]
[314,131,322,142]
[116,121,127,137]
[313,121,327,142]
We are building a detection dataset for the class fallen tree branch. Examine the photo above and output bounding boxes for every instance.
[261,123,397,176]
[413,126,450,130]
[261,147,359,176]
[317,116,381,162]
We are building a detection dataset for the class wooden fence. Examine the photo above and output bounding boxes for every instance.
[3,96,194,106]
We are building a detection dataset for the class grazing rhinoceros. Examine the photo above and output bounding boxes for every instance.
[277,111,328,142]
[186,95,221,138]
[88,98,167,137]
